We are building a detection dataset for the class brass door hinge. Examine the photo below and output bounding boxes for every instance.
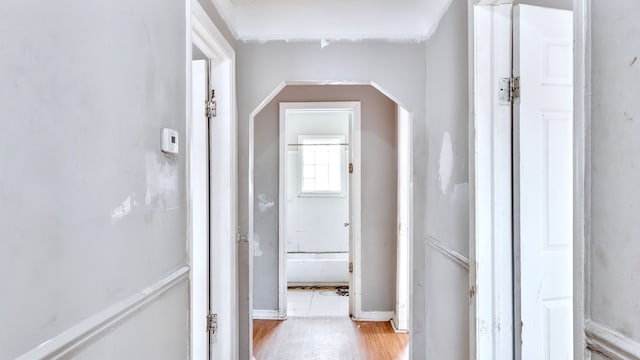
[207,312,218,335]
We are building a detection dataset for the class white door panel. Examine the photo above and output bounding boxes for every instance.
[514,5,573,360]
[190,60,209,359]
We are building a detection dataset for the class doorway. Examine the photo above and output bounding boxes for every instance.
[279,102,359,319]
[470,3,574,359]
[249,84,412,358]
[188,2,238,359]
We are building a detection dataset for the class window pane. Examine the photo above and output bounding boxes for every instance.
[315,164,329,181]
[328,149,341,166]
[302,178,315,192]
[303,149,315,163]
[329,165,341,191]
[303,165,315,179]
[299,135,345,194]
[315,176,329,190]
[315,149,329,164]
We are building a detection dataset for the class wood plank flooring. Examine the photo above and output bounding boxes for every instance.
[253,318,409,360]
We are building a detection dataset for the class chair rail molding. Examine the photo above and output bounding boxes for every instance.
[15,266,190,360]
[425,235,470,271]
[585,320,640,360]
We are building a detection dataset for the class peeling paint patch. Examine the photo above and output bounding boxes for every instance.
[112,193,138,222]
[145,153,179,211]
[438,132,454,194]
[257,194,275,213]
[253,233,263,257]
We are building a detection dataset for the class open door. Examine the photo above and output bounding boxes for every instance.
[513,5,573,359]
[190,59,210,359]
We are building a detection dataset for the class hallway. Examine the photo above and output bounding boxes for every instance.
[253,318,408,360]
[3,0,638,359]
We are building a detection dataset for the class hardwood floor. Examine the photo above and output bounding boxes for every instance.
[253,318,409,360]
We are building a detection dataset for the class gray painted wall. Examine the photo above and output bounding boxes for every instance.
[252,85,398,311]
[0,0,233,358]
[423,0,470,358]
[237,40,426,360]
[587,0,640,354]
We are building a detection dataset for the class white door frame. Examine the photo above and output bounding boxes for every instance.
[469,2,514,359]
[277,101,361,320]
[572,0,589,358]
[187,1,238,359]
[392,106,412,333]
[470,1,589,359]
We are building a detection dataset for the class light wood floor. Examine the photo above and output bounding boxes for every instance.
[253,318,409,360]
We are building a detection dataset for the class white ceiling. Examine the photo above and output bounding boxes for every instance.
[210,0,453,41]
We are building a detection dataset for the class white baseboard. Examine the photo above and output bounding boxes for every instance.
[15,266,189,360]
[253,309,287,320]
[390,319,409,334]
[353,311,394,322]
[288,282,349,287]
[585,320,640,359]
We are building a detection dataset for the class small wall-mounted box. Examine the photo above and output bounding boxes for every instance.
[161,128,179,154]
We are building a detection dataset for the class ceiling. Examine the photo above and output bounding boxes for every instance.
[210,0,453,41]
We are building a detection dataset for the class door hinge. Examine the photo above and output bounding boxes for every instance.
[349,262,353,273]
[349,163,353,174]
[207,312,218,335]
[499,76,520,104]
[206,90,217,119]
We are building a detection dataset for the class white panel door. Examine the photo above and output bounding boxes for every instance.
[190,60,210,359]
[514,5,573,360]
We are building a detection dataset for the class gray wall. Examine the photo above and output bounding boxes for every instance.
[587,0,640,355]
[0,1,235,358]
[423,0,470,358]
[252,85,398,311]
[237,40,426,360]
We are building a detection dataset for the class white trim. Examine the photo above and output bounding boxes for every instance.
[189,2,238,360]
[252,310,287,320]
[390,319,409,334]
[585,320,640,359]
[354,311,395,322]
[426,236,470,271]
[573,0,590,359]
[279,101,361,320]
[469,3,514,360]
[474,0,513,5]
[393,106,412,333]
[278,103,287,320]
[16,267,189,360]
[191,0,234,59]
[350,103,362,320]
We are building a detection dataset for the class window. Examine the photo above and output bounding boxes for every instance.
[299,135,346,195]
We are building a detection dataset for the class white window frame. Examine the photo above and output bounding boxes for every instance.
[297,134,347,197]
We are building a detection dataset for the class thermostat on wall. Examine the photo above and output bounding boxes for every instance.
[161,128,179,154]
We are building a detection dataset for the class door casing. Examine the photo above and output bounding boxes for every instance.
[187,1,238,359]
[277,101,361,319]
